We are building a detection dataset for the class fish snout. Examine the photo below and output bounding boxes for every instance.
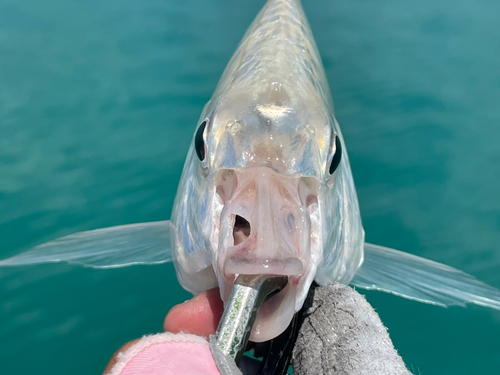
[216,167,312,280]
[213,168,319,342]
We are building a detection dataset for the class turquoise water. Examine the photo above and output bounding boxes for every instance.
[1,0,499,373]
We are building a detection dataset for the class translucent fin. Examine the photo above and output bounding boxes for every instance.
[0,221,173,269]
[350,243,500,310]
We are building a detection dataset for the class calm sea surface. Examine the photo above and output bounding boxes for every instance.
[1,0,499,373]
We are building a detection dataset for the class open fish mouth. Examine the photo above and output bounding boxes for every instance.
[214,167,319,341]
[220,230,307,342]
[220,271,304,342]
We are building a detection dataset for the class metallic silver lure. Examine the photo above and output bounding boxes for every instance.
[2,0,499,342]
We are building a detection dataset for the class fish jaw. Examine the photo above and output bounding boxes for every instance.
[212,167,323,341]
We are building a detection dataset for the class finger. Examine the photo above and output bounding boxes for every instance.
[163,288,224,339]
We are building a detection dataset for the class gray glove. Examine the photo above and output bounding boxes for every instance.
[211,282,411,375]
[292,283,412,375]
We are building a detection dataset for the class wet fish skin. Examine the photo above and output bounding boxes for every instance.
[170,0,363,341]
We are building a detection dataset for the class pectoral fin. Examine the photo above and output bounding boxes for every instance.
[0,221,173,269]
[350,243,500,310]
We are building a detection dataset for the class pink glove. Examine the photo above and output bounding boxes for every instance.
[103,289,233,375]
[105,332,221,375]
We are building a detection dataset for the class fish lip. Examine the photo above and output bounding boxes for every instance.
[220,272,301,308]
[219,260,304,341]
[223,255,304,278]
[250,275,300,342]
[219,255,304,295]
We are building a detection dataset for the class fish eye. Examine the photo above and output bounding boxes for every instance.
[328,135,342,176]
[195,121,207,161]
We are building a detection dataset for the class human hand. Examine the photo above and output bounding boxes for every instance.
[103,288,225,375]
[162,288,224,339]
[103,283,413,375]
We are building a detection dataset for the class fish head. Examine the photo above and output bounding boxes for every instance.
[195,80,341,341]
[172,0,363,343]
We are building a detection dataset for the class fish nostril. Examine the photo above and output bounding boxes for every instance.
[215,169,238,204]
[298,177,319,207]
[305,194,318,207]
[233,215,251,245]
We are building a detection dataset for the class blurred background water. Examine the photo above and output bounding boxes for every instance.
[0,0,499,373]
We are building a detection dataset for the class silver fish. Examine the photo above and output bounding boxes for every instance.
[2,0,499,342]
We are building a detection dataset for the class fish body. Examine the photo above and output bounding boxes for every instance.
[1,0,499,343]
[170,0,363,340]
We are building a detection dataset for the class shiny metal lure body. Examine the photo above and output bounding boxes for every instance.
[214,275,288,364]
